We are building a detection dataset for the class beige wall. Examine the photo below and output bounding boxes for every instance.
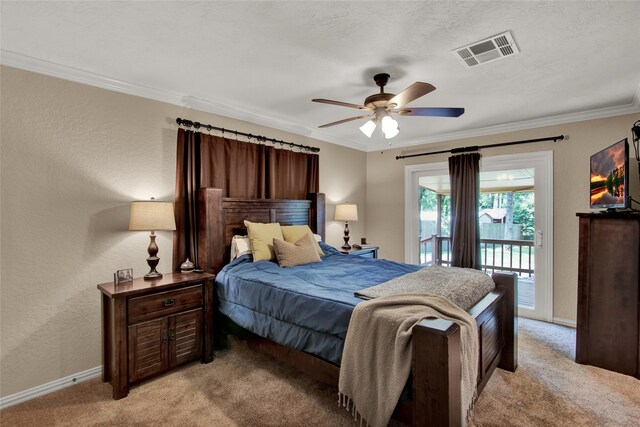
[0,66,367,397]
[2,63,639,398]
[366,113,640,323]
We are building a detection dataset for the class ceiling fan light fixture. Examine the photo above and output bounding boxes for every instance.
[383,126,399,140]
[381,115,399,139]
[313,73,463,137]
[359,119,376,138]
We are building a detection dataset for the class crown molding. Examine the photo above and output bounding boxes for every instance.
[0,50,366,151]
[180,95,311,137]
[2,50,638,154]
[180,95,367,151]
[0,50,186,106]
[372,98,640,152]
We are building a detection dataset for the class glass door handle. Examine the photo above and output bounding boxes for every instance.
[534,230,543,248]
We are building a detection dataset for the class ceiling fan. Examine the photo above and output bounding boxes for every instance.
[312,73,464,140]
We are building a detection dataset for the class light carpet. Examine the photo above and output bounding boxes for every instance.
[2,318,639,426]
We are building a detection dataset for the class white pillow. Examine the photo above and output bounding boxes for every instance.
[313,234,323,243]
[230,235,252,260]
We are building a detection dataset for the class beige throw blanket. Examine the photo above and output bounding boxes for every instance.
[338,294,479,427]
[356,265,495,311]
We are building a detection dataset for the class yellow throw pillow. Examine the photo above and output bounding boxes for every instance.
[273,234,322,267]
[281,225,325,257]
[244,220,284,262]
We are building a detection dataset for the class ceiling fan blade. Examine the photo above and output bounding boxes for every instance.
[387,82,436,109]
[318,115,370,128]
[312,98,368,110]
[397,107,465,117]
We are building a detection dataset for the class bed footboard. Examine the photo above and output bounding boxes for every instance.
[407,272,518,427]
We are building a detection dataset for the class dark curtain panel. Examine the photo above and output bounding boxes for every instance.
[173,129,320,270]
[448,152,481,270]
[199,134,268,198]
[266,147,320,199]
[173,128,201,272]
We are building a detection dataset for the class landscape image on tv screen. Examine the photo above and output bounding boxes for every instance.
[590,139,626,208]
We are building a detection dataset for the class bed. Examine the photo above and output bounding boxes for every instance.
[197,187,518,427]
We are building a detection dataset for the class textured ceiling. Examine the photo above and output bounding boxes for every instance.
[2,1,639,151]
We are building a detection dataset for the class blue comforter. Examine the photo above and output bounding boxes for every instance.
[215,243,421,364]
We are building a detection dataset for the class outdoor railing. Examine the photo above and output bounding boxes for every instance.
[420,234,534,277]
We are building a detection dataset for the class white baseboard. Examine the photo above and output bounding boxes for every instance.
[0,366,102,410]
[552,317,577,328]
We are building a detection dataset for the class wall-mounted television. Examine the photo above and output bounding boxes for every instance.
[590,138,629,210]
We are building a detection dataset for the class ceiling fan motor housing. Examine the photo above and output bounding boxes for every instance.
[364,92,395,109]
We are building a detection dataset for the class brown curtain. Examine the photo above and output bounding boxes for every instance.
[173,129,320,270]
[448,153,481,270]
[173,129,200,272]
[266,147,319,198]
[200,134,268,199]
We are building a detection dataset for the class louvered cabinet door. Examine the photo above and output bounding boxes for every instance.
[169,309,203,367]
[128,317,169,383]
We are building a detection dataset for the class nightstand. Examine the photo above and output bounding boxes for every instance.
[340,246,379,259]
[97,271,215,399]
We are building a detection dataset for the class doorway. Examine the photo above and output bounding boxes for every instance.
[405,151,553,321]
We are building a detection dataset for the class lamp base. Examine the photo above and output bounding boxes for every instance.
[143,251,162,280]
[144,270,163,280]
[341,221,351,250]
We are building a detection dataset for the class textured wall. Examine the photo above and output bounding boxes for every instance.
[0,66,366,397]
[3,63,638,398]
[366,113,640,323]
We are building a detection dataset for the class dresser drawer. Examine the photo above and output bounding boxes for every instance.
[128,285,203,324]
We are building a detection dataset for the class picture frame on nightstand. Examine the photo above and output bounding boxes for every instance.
[114,268,133,285]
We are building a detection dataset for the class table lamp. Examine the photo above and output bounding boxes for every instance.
[129,198,176,280]
[335,203,358,250]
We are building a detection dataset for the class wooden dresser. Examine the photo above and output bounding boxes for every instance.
[576,213,640,378]
[98,272,215,399]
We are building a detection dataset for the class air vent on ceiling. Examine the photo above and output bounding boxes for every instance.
[453,31,520,68]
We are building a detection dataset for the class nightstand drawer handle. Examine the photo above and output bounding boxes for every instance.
[163,298,176,307]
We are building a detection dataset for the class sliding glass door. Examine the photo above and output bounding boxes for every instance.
[405,151,553,321]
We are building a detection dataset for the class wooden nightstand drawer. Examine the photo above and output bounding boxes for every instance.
[128,285,203,324]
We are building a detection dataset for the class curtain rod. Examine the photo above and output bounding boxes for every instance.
[176,118,320,153]
[395,135,565,160]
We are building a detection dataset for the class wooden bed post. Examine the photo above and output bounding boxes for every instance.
[412,319,462,427]
[198,188,224,274]
[307,192,326,240]
[492,272,518,372]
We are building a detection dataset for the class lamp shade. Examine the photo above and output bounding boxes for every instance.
[359,120,376,138]
[129,201,176,231]
[334,203,358,221]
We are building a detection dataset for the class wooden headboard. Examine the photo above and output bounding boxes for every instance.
[197,188,326,274]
